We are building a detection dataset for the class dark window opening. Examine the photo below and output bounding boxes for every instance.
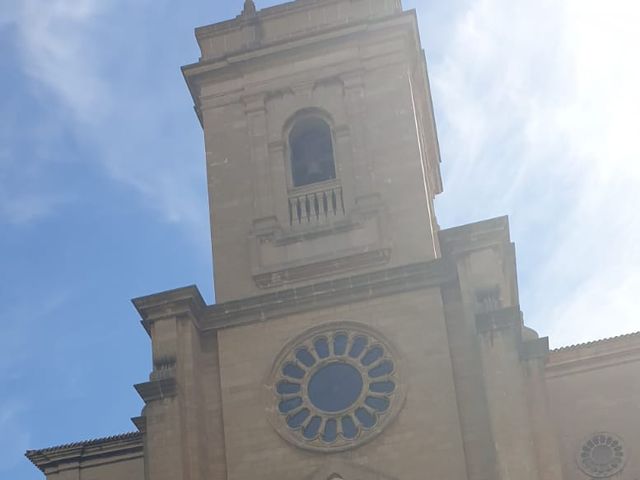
[289,117,336,187]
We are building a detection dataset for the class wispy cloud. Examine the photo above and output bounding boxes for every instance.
[3,0,209,246]
[429,0,640,346]
[13,0,112,121]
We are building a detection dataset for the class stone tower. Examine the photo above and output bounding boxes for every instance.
[183,0,442,302]
[26,2,640,480]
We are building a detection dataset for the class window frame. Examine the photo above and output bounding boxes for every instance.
[285,110,340,193]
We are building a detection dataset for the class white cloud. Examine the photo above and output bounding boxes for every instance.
[4,0,210,245]
[14,0,112,122]
[428,0,640,345]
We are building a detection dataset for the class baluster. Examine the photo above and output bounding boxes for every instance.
[305,195,311,222]
[313,192,320,220]
[289,198,293,225]
[339,187,345,214]
[296,197,302,223]
[322,191,328,217]
[331,189,337,215]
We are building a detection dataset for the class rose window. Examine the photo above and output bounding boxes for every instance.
[577,433,626,478]
[268,323,403,451]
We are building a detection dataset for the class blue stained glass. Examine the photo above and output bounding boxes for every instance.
[369,381,395,393]
[287,408,310,428]
[349,336,368,358]
[278,329,398,445]
[314,337,330,358]
[333,334,348,355]
[277,381,301,394]
[323,419,338,443]
[295,348,316,367]
[308,362,363,412]
[369,360,393,378]
[303,416,322,439]
[361,346,384,366]
[283,363,305,379]
[365,396,389,412]
[279,396,303,413]
[355,408,376,428]
[341,415,358,439]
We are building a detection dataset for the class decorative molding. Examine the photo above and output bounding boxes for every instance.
[253,249,391,289]
[135,378,178,404]
[131,416,147,433]
[25,432,143,473]
[242,93,267,114]
[439,216,511,258]
[200,258,457,331]
[547,331,640,378]
[552,331,640,353]
[132,285,206,336]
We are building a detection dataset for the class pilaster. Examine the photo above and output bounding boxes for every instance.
[243,94,273,220]
[475,308,539,480]
[440,217,550,480]
[522,337,566,480]
[133,286,226,480]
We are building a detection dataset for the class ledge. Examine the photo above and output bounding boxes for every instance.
[546,331,640,378]
[135,378,178,404]
[132,285,206,336]
[439,216,511,257]
[130,218,520,334]
[551,331,640,353]
[200,258,457,331]
[25,432,143,473]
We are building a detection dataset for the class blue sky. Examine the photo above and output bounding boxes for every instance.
[1,0,638,478]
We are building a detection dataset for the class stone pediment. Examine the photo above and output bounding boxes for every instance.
[307,459,399,480]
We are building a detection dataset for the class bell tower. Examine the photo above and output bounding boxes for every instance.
[183,0,443,302]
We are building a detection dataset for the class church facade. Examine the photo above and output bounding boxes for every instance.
[26,1,639,480]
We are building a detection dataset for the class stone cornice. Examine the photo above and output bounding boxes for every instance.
[131,259,457,334]
[25,432,143,473]
[131,218,525,334]
[439,216,511,258]
[132,285,206,336]
[135,378,178,404]
[186,12,415,71]
[182,12,419,111]
[551,331,640,353]
[546,331,640,378]
[194,0,403,41]
[199,258,457,331]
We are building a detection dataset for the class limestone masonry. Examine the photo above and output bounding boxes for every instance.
[26,1,640,480]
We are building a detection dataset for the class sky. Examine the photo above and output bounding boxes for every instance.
[0,0,638,478]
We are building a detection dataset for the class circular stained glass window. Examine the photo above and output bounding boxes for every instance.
[577,433,627,478]
[267,323,404,451]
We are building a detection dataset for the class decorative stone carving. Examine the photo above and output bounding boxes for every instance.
[577,433,626,478]
[266,322,405,451]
